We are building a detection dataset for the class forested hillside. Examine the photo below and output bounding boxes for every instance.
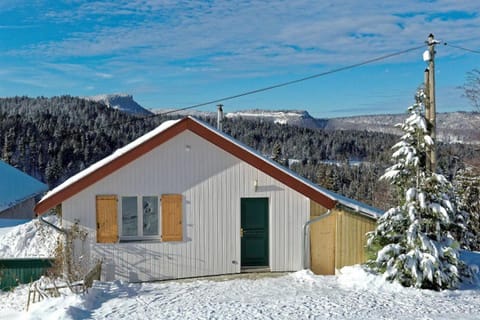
[220,117,476,209]
[1,96,478,210]
[0,96,171,186]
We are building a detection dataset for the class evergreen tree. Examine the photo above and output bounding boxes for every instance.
[454,167,480,250]
[2,127,15,163]
[367,89,462,290]
[271,141,282,163]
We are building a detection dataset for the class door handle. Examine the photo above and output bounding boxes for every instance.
[240,228,244,238]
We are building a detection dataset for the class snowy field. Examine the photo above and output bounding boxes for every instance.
[1,217,479,320]
[1,265,479,320]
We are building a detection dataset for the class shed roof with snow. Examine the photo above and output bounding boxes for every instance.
[35,116,381,218]
[0,160,48,213]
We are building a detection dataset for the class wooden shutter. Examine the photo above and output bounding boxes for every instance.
[162,194,183,241]
[96,195,118,243]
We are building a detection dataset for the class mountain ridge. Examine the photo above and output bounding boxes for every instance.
[155,107,479,144]
[80,94,478,144]
[86,93,153,116]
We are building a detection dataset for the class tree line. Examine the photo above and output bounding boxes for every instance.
[0,96,171,186]
[1,96,478,212]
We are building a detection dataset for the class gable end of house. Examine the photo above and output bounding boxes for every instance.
[34,117,339,215]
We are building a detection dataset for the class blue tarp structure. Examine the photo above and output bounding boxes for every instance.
[0,160,48,212]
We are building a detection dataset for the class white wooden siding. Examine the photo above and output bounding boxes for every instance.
[62,130,310,281]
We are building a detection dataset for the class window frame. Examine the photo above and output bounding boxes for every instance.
[119,195,161,241]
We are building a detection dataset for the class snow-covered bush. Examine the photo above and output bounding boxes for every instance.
[367,89,463,290]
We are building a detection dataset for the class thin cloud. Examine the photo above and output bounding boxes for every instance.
[16,1,479,72]
[0,24,38,29]
[2,0,479,115]
[95,72,114,79]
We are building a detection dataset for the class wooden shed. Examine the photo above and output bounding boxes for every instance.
[34,117,381,282]
[309,201,377,275]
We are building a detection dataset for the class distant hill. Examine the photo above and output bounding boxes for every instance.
[323,112,480,144]
[86,94,153,116]
[225,109,325,129]
[159,108,478,144]
[156,109,324,128]
[0,95,166,186]
[154,108,214,119]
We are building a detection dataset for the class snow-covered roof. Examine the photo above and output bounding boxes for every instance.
[313,186,383,218]
[36,117,382,218]
[42,119,181,201]
[198,118,383,218]
[0,160,48,212]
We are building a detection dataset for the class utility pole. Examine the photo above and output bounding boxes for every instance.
[424,33,438,173]
[217,104,224,131]
[424,67,431,173]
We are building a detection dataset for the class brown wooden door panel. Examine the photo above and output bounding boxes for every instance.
[162,194,183,241]
[96,195,118,243]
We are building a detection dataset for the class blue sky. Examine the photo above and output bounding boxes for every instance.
[0,1,479,118]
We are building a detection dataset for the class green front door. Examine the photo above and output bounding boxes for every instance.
[241,197,269,267]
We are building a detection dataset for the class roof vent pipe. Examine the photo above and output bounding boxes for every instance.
[217,104,224,131]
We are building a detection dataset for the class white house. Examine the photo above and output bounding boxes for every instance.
[35,117,381,281]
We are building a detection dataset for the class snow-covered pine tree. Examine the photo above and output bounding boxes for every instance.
[271,141,282,163]
[454,167,480,250]
[367,88,462,290]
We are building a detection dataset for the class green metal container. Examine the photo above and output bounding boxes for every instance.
[0,258,55,291]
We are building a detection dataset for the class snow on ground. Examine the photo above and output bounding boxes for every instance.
[1,217,479,319]
[0,214,60,258]
[1,260,479,320]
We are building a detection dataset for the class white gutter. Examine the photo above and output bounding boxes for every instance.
[302,209,332,269]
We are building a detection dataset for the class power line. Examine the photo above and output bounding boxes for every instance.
[443,42,480,54]
[98,43,426,131]
[159,45,426,113]
[10,43,428,148]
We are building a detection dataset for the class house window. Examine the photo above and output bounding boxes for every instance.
[121,196,138,236]
[143,196,159,236]
[120,196,159,240]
